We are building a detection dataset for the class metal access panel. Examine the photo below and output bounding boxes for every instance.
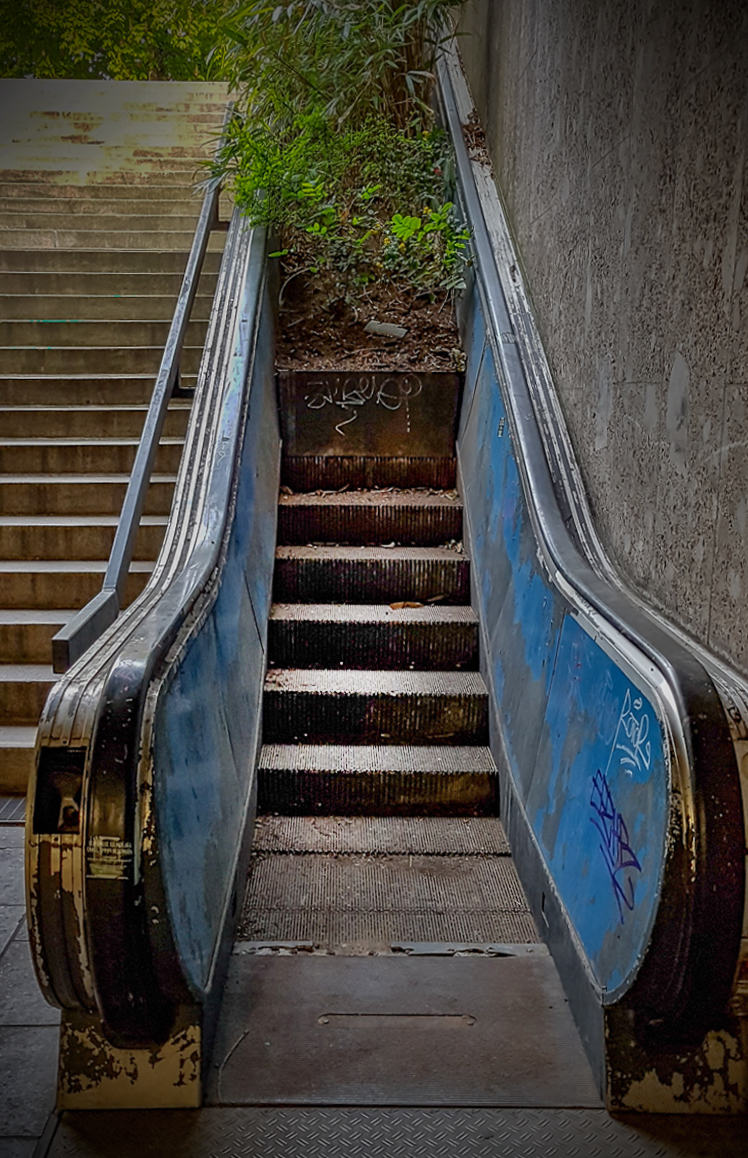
[206,954,601,1107]
[277,370,462,457]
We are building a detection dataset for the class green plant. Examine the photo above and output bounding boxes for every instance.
[0,0,231,80]
[214,105,469,297]
[212,1,471,302]
[220,0,465,131]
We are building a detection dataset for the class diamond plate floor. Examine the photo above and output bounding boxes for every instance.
[46,1107,748,1157]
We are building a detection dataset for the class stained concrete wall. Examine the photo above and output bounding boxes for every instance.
[457,0,748,678]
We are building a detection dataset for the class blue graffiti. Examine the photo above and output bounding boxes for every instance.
[590,769,643,924]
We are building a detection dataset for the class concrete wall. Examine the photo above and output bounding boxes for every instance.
[457,0,748,678]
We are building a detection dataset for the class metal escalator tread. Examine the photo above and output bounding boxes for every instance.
[253,815,511,855]
[238,816,537,948]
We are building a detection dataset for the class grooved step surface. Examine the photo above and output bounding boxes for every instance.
[268,603,478,670]
[258,744,499,815]
[46,1107,748,1157]
[253,816,510,855]
[263,670,488,745]
[238,855,536,946]
[278,489,462,547]
[274,545,469,604]
[283,455,456,491]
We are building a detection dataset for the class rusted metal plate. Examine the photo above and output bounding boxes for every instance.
[277,371,462,458]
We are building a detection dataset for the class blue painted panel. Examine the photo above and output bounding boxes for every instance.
[459,305,669,996]
[155,273,279,995]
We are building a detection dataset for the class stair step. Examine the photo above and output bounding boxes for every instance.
[0,514,167,560]
[0,196,212,216]
[0,559,151,609]
[0,376,195,406]
[258,745,498,815]
[0,212,205,233]
[0,294,213,321]
[0,725,36,793]
[263,670,488,746]
[0,609,73,663]
[0,249,222,274]
[0,317,208,347]
[282,455,456,491]
[0,404,190,439]
[0,228,227,251]
[0,182,200,201]
[0,436,183,473]
[0,271,218,297]
[0,344,204,376]
[268,603,478,670]
[0,664,54,724]
[278,489,462,547]
[273,545,469,604]
[0,474,175,515]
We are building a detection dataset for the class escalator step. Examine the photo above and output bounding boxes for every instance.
[263,670,489,746]
[268,603,479,670]
[277,489,462,546]
[258,744,498,815]
[273,545,469,604]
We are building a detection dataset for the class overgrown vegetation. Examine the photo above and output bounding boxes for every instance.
[0,0,230,80]
[213,0,470,308]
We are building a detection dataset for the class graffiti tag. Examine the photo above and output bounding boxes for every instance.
[614,688,651,773]
[590,769,642,924]
[304,375,423,436]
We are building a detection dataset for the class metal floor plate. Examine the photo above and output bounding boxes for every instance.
[207,954,600,1107]
[47,1106,748,1157]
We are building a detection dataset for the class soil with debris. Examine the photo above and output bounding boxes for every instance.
[462,109,494,172]
[276,265,463,373]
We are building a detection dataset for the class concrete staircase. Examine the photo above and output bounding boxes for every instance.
[0,81,228,791]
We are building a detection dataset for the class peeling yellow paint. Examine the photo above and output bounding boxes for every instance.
[616,1030,747,1113]
[58,1019,201,1109]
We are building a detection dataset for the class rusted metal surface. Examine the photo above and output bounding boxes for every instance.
[277,489,462,547]
[268,603,478,671]
[258,744,499,816]
[277,371,461,459]
[282,454,456,491]
[272,545,470,604]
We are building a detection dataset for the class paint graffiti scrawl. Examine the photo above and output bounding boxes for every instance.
[590,770,643,924]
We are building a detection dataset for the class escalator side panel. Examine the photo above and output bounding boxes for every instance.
[152,284,279,999]
[458,326,669,1001]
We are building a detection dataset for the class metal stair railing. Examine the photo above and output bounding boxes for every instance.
[51,141,230,674]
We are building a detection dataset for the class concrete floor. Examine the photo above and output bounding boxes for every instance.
[0,802,59,1156]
